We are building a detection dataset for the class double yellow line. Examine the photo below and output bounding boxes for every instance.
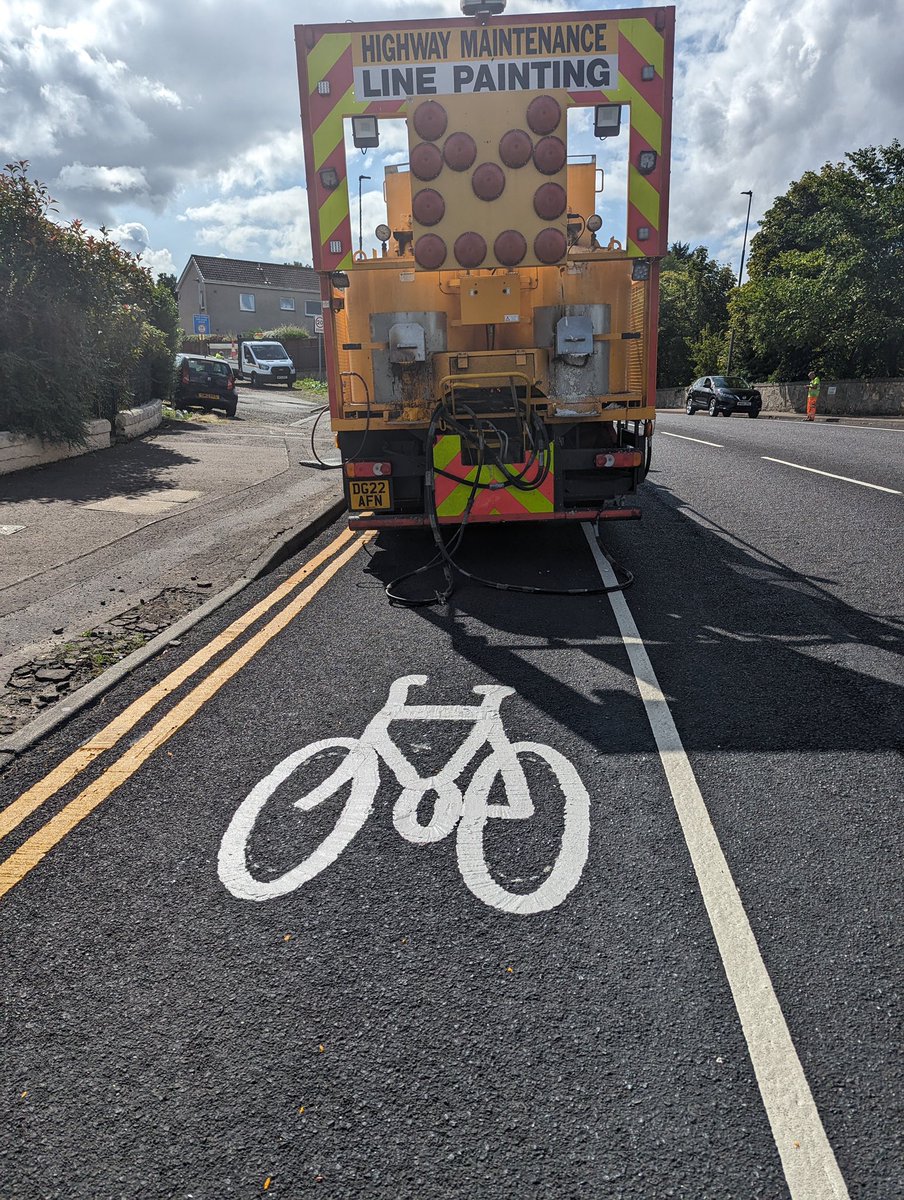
[0,528,373,901]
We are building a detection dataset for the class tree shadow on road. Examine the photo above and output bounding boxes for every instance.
[0,438,202,505]
[362,489,904,757]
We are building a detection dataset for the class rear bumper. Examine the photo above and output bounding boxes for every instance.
[348,507,641,530]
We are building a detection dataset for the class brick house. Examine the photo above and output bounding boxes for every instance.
[176,255,321,337]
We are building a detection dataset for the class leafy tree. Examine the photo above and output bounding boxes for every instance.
[687,325,731,380]
[0,161,175,441]
[657,243,736,387]
[156,272,178,300]
[736,140,904,379]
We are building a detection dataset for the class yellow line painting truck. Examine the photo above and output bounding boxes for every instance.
[295,4,674,533]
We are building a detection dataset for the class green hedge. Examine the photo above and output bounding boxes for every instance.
[0,161,180,443]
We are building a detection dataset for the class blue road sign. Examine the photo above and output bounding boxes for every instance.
[193,314,211,335]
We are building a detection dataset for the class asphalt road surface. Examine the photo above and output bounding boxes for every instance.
[2,414,901,1199]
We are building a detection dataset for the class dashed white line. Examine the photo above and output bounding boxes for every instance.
[582,524,850,1200]
[659,431,724,448]
[762,456,902,495]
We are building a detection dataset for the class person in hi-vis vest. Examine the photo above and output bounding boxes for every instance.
[806,371,821,421]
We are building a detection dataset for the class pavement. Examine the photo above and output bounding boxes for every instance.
[0,410,901,1197]
[0,384,342,747]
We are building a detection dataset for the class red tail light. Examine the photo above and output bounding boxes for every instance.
[181,364,189,384]
[227,373,235,390]
[594,451,643,469]
[346,461,392,478]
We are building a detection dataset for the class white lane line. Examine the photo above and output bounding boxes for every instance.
[762,456,902,495]
[659,431,724,448]
[827,424,904,434]
[582,524,850,1200]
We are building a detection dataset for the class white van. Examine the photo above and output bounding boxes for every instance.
[236,339,297,388]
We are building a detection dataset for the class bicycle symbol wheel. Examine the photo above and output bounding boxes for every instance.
[457,741,591,914]
[218,738,379,902]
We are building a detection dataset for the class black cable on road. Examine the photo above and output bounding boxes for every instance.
[385,394,635,608]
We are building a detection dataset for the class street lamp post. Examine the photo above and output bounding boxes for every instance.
[358,175,372,256]
[726,189,753,374]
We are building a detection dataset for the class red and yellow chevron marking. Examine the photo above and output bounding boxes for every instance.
[563,15,670,256]
[433,436,555,521]
[301,31,406,271]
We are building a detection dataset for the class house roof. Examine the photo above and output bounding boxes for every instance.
[187,255,318,292]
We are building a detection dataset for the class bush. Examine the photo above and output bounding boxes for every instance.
[0,160,173,442]
[258,324,311,341]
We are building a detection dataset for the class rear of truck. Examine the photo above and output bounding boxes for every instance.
[295,6,674,530]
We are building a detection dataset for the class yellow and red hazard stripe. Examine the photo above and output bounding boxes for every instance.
[433,436,555,520]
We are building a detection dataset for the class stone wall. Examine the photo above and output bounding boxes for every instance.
[0,419,111,476]
[115,399,162,440]
[656,377,904,417]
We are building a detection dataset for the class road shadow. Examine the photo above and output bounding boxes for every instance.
[0,438,202,505]
[361,493,904,756]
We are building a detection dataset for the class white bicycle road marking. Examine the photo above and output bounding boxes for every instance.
[218,675,590,915]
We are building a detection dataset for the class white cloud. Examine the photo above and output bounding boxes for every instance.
[216,130,306,195]
[58,162,148,193]
[1,0,901,273]
[671,0,904,265]
[106,220,151,252]
[80,220,176,277]
[182,187,314,264]
[139,246,177,277]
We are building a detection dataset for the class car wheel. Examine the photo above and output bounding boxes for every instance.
[250,372,259,388]
[686,399,695,415]
[748,409,760,418]
[223,400,237,418]
[708,399,718,416]
[286,379,294,389]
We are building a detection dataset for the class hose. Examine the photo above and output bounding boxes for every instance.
[385,390,634,607]
[298,372,372,470]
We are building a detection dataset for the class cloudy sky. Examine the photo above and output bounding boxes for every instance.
[2,0,902,280]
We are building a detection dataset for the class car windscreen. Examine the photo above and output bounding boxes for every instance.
[186,360,230,379]
[248,344,288,361]
[713,376,750,389]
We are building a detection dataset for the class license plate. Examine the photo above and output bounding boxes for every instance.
[348,479,391,511]
[199,392,219,400]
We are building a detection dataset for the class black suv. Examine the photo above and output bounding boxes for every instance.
[686,375,762,418]
[173,354,237,417]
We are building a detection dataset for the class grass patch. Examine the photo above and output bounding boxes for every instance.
[89,633,148,675]
[162,405,220,424]
[294,378,328,394]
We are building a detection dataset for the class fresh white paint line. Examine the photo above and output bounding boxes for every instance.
[582,523,850,1200]
[659,431,724,448]
[762,457,902,495]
